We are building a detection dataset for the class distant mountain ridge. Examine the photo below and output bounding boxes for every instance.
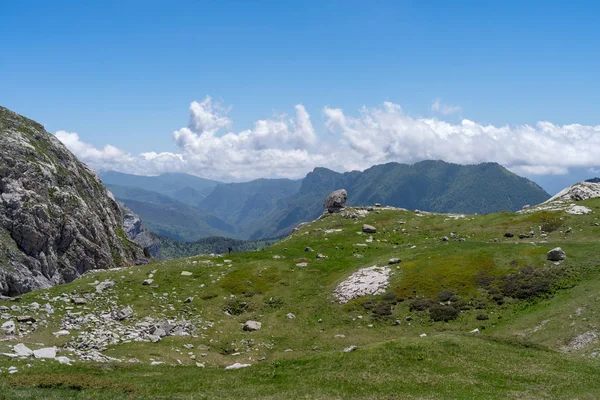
[100,160,550,242]
[247,161,551,239]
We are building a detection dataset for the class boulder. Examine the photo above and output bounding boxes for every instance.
[117,306,133,320]
[504,233,514,238]
[33,347,56,359]
[324,189,347,213]
[13,343,33,357]
[388,258,401,265]
[1,320,16,335]
[547,247,566,261]
[362,224,377,234]
[71,298,87,305]
[243,320,262,331]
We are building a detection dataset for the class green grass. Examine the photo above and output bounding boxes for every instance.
[2,198,600,398]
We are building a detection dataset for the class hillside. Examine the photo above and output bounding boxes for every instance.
[101,161,549,242]
[1,185,599,398]
[0,107,145,296]
[249,160,550,239]
[197,178,302,238]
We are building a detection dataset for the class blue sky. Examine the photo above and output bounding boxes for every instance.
[2,1,599,193]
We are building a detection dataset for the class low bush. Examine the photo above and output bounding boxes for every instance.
[437,289,455,302]
[409,298,434,312]
[224,298,249,315]
[502,266,557,300]
[429,304,459,322]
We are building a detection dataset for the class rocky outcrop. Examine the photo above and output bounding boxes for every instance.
[324,189,347,213]
[544,181,600,203]
[121,204,160,259]
[520,181,600,215]
[333,266,391,304]
[0,106,146,296]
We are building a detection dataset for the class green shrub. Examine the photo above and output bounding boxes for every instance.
[476,313,489,320]
[200,292,218,300]
[409,298,434,311]
[429,304,459,322]
[502,266,556,300]
[224,298,249,315]
[436,289,455,302]
[381,292,397,301]
[264,297,284,310]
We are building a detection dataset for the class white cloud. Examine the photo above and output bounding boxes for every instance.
[431,98,461,115]
[55,97,600,182]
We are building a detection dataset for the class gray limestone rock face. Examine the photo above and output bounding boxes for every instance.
[324,189,347,213]
[120,204,161,259]
[0,106,146,296]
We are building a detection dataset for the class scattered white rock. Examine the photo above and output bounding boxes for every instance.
[343,345,357,353]
[56,356,72,365]
[286,313,296,319]
[181,271,193,276]
[334,266,392,304]
[1,320,15,335]
[243,320,262,331]
[566,205,592,215]
[225,362,251,370]
[33,347,57,359]
[296,262,308,267]
[470,328,480,334]
[13,343,33,357]
[420,333,427,338]
[95,280,115,293]
[53,330,70,337]
[563,332,598,351]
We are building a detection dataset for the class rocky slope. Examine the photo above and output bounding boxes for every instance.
[121,204,161,259]
[0,106,146,296]
[521,180,600,215]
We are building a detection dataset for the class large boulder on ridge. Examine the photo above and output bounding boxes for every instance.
[324,189,347,213]
[0,106,146,296]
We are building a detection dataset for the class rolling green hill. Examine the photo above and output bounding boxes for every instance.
[2,190,599,398]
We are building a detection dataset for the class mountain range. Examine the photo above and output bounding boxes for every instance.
[100,161,550,242]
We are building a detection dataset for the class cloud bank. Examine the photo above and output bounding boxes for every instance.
[55,96,600,181]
